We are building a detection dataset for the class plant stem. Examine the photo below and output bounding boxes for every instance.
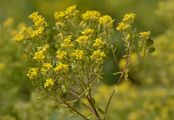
[62,99,89,120]
[103,90,115,120]
[87,95,101,120]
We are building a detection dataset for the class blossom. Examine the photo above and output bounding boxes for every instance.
[71,49,84,60]
[29,12,48,27]
[44,78,54,88]
[56,50,67,60]
[33,44,49,62]
[41,63,52,73]
[65,5,79,18]
[54,11,65,21]
[99,15,114,28]
[82,11,101,21]
[116,22,130,31]
[81,28,94,35]
[76,35,89,44]
[123,13,136,24]
[93,38,105,48]
[54,62,69,73]
[90,50,106,61]
[27,68,38,80]
[61,35,74,48]
[139,31,151,39]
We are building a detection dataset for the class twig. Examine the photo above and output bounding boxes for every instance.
[62,99,89,120]
[103,90,115,120]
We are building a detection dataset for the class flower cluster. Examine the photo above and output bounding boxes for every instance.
[116,13,135,31]
[14,12,48,42]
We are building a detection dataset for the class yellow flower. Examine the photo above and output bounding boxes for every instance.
[33,44,49,62]
[54,62,69,73]
[82,11,101,21]
[81,28,94,35]
[93,38,105,47]
[123,13,136,24]
[44,78,54,88]
[27,68,38,80]
[41,63,52,73]
[56,50,67,60]
[29,12,48,27]
[99,15,114,28]
[139,31,151,39]
[54,11,65,21]
[116,22,130,31]
[14,30,25,42]
[29,27,44,38]
[61,35,74,48]
[33,50,45,62]
[90,50,106,61]
[65,5,78,18]
[71,49,84,60]
[76,35,89,44]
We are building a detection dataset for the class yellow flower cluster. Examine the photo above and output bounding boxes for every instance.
[54,62,69,73]
[82,11,101,21]
[76,35,89,45]
[61,35,74,48]
[90,50,106,61]
[44,78,54,88]
[123,13,136,24]
[14,30,26,42]
[14,12,47,42]
[56,50,67,60]
[41,63,52,73]
[29,12,48,27]
[81,28,94,35]
[27,68,38,80]
[116,22,130,31]
[54,5,78,21]
[93,38,105,48]
[116,13,136,31]
[71,49,84,60]
[33,44,49,62]
[54,11,65,21]
[139,31,151,39]
[99,15,114,28]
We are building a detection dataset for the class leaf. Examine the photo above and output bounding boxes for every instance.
[112,72,121,76]
[146,38,153,46]
[149,47,155,53]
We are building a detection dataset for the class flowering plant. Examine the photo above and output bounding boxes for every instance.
[14,5,154,120]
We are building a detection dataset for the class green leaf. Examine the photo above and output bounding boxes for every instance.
[149,47,155,53]
[146,38,154,46]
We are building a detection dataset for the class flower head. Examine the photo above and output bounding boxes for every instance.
[116,22,130,31]
[76,35,89,45]
[41,63,52,73]
[29,12,48,27]
[90,50,106,61]
[71,49,84,60]
[61,35,74,48]
[54,62,69,73]
[81,28,94,35]
[93,38,105,48]
[139,31,151,40]
[27,68,38,80]
[56,50,67,60]
[82,11,101,21]
[44,78,54,88]
[99,15,114,28]
[123,13,136,24]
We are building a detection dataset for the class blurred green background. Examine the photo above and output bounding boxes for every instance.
[0,0,174,120]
